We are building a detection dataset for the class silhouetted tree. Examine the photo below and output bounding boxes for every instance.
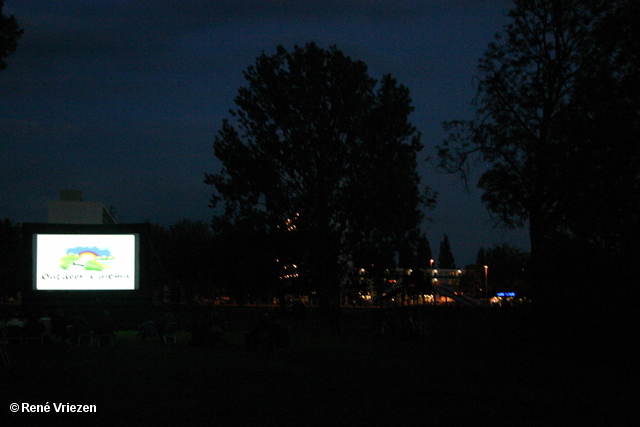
[415,233,433,270]
[436,0,639,307]
[211,223,279,305]
[478,243,530,297]
[398,230,434,270]
[458,265,481,298]
[206,43,434,308]
[547,0,640,302]
[475,247,487,267]
[397,230,418,270]
[0,219,26,296]
[144,222,172,298]
[164,220,215,301]
[437,234,456,269]
[0,1,23,71]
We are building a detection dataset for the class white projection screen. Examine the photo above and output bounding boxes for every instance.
[34,233,140,290]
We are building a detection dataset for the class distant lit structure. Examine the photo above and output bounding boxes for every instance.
[48,190,116,225]
[483,265,489,299]
[276,213,301,281]
[429,268,464,287]
[357,267,484,306]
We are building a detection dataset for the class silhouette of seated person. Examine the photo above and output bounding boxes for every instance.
[5,325,24,345]
[190,314,214,346]
[245,311,290,352]
[138,316,157,341]
[38,312,53,343]
[292,299,307,322]
[94,310,117,346]
[157,312,178,343]
[189,315,207,346]
[208,310,226,344]
[6,312,26,328]
[0,315,5,340]
[51,308,69,343]
[5,312,27,344]
[245,312,273,351]
[189,310,226,347]
[68,314,92,345]
[24,314,46,342]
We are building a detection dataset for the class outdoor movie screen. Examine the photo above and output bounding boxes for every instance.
[34,233,139,290]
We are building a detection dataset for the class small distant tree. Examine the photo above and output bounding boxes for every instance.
[415,233,433,270]
[437,234,456,269]
[398,230,435,270]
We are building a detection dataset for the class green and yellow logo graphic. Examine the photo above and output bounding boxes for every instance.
[60,247,114,271]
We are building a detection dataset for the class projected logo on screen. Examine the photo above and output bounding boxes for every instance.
[60,247,115,271]
[35,234,138,290]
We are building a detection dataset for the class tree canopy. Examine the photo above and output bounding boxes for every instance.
[436,0,639,306]
[0,0,23,71]
[476,243,530,296]
[437,234,456,269]
[205,42,434,306]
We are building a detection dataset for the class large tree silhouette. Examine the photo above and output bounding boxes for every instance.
[436,0,639,307]
[206,43,433,307]
[0,0,23,71]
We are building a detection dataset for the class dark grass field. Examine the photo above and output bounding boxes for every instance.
[1,306,632,426]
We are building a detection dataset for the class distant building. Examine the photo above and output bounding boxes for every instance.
[428,268,463,287]
[361,267,489,306]
[48,190,116,225]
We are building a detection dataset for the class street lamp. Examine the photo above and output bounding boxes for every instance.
[483,265,488,299]
[430,259,435,305]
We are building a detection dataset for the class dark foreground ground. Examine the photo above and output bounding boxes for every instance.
[1,306,632,426]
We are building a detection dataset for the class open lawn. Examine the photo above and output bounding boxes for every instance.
[1,306,631,426]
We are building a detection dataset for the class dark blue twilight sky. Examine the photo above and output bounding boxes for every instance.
[0,0,529,267]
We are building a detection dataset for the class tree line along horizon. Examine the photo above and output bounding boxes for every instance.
[1,1,637,310]
[0,219,529,304]
[0,217,529,304]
